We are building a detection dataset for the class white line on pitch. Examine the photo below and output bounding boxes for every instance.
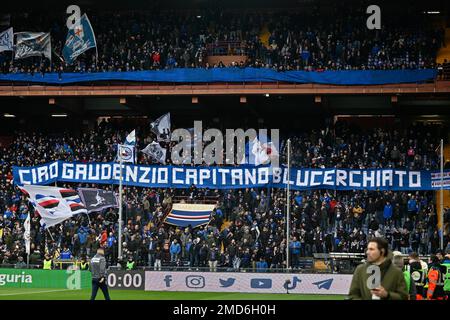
[0,289,80,296]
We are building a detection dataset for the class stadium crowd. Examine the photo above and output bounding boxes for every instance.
[0,120,449,270]
[0,3,445,75]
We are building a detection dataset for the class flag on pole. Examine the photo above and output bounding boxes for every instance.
[24,212,31,255]
[117,144,135,163]
[19,185,87,228]
[0,27,13,52]
[240,134,279,166]
[150,113,171,142]
[14,32,51,60]
[164,203,215,228]
[124,129,136,146]
[78,188,118,213]
[141,141,167,164]
[62,13,97,64]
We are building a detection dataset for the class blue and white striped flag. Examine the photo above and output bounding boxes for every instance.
[19,185,87,228]
[165,203,215,228]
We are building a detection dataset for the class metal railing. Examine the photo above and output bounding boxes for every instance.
[206,41,247,56]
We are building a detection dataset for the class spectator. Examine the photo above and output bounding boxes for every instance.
[15,256,26,269]
[169,239,181,263]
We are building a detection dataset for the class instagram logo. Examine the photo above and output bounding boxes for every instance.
[185,275,205,289]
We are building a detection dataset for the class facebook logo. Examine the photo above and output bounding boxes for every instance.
[164,275,172,287]
[250,278,272,289]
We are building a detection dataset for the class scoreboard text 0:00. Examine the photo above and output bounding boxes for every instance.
[107,270,145,290]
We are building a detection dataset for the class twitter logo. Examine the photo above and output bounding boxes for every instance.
[219,278,236,288]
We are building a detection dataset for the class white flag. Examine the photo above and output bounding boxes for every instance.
[0,27,13,52]
[24,212,31,255]
[14,32,51,60]
[124,129,136,146]
[150,113,171,142]
[19,185,87,228]
[117,144,135,163]
[241,136,279,166]
[251,137,270,166]
[141,141,167,164]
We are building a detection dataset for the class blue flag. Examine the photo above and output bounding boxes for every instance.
[62,14,97,65]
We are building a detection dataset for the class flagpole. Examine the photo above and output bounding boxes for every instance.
[286,139,291,271]
[25,212,30,269]
[47,228,54,241]
[118,148,123,261]
[440,138,444,250]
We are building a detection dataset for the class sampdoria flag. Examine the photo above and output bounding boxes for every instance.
[240,133,279,166]
[150,113,171,142]
[62,13,97,64]
[117,144,135,163]
[19,185,87,228]
[14,32,51,60]
[0,27,13,52]
[165,203,215,228]
[141,141,167,164]
[78,188,118,213]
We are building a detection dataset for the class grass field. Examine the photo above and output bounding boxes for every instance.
[0,288,345,300]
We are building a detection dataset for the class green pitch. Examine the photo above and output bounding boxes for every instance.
[0,288,344,300]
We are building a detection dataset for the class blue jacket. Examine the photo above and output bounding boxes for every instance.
[107,236,116,247]
[78,229,88,244]
[256,261,268,271]
[170,242,181,255]
[60,250,72,260]
[383,204,393,219]
[290,241,301,254]
[407,199,417,212]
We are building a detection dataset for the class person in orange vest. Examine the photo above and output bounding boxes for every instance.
[426,254,445,300]
[406,252,428,300]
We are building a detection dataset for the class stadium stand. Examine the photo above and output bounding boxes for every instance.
[0,120,449,270]
[0,4,445,74]
[0,1,449,279]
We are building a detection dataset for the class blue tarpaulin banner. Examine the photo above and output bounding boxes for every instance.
[13,161,450,191]
[0,68,437,85]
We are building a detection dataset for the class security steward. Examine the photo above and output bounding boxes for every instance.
[90,247,111,300]
[126,256,136,270]
[441,249,450,299]
[406,252,428,300]
[426,254,445,300]
[43,254,52,270]
[80,256,89,271]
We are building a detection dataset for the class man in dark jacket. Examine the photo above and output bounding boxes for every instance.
[207,243,219,272]
[90,248,111,300]
[348,237,408,300]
